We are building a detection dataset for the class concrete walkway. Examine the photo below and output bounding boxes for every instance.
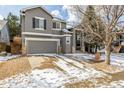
[28,56,46,69]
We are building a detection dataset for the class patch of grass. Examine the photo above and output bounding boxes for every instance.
[91,62,124,74]
[0,57,31,80]
[64,76,111,88]
[34,57,58,70]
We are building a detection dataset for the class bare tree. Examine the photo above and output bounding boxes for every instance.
[72,5,124,64]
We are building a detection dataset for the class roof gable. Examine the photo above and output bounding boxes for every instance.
[21,5,53,18]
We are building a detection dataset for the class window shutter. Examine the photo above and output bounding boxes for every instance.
[44,19,46,30]
[32,18,35,28]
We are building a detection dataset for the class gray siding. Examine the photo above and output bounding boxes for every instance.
[21,16,25,33]
[24,8,53,34]
[22,7,66,35]
[52,30,62,35]
[61,22,66,29]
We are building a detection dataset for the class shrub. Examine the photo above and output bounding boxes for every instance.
[0,42,6,52]
[6,45,11,53]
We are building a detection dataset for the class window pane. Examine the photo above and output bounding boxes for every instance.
[35,19,39,28]
[53,22,56,28]
[34,18,44,29]
[39,20,44,28]
[56,22,60,29]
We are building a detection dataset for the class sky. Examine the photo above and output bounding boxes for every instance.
[0,5,70,21]
[0,5,78,27]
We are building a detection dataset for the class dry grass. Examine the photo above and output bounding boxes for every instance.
[34,57,58,69]
[91,62,124,74]
[0,57,31,80]
[64,76,111,88]
[33,56,68,74]
[111,71,124,81]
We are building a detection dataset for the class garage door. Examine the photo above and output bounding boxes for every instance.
[27,41,58,54]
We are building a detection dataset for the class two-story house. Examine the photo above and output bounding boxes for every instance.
[20,6,73,54]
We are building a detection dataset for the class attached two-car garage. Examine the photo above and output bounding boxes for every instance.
[25,38,60,54]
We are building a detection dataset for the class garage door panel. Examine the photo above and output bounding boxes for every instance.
[27,41,57,54]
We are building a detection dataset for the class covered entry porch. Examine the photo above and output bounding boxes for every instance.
[72,28,99,54]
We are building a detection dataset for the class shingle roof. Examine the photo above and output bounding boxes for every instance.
[52,17,66,23]
[0,20,7,30]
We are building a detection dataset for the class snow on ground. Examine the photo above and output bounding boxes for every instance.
[66,53,124,69]
[101,53,124,68]
[97,80,124,88]
[0,69,69,88]
[0,55,110,88]
[0,55,20,62]
[56,56,107,78]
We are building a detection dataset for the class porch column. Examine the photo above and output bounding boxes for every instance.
[72,29,76,53]
[81,32,85,53]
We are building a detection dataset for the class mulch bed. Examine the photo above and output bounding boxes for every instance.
[88,59,105,64]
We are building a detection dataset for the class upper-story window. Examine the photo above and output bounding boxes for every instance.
[32,17,46,30]
[52,22,61,30]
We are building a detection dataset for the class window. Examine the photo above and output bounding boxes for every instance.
[32,17,46,30]
[52,22,61,29]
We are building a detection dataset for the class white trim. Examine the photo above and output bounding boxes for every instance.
[25,37,60,54]
[52,28,61,31]
[22,32,72,37]
[25,38,60,42]
[34,28,44,30]
[34,16,45,20]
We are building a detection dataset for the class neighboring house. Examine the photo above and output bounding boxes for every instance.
[113,33,124,45]
[112,33,124,53]
[20,6,73,54]
[0,20,10,45]
[72,27,102,54]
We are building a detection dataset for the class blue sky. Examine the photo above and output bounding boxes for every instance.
[0,5,68,21]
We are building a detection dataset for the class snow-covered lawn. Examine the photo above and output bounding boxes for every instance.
[0,55,111,88]
[66,53,124,69]
[97,80,124,88]
[0,55,20,62]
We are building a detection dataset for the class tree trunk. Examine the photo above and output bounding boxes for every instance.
[105,46,111,65]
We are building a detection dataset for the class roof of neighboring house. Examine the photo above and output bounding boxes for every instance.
[52,17,66,23]
[20,5,66,23]
[62,29,73,33]
[0,20,7,30]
